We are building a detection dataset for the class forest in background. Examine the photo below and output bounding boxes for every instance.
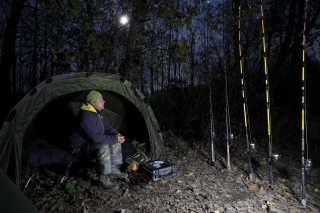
[1,0,320,164]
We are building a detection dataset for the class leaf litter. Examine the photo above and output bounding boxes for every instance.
[22,137,320,213]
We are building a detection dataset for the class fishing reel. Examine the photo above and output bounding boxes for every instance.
[242,142,256,158]
[291,159,312,172]
[272,153,281,164]
[230,133,234,140]
[231,133,234,144]
[305,159,312,173]
[226,133,234,144]
[249,142,256,154]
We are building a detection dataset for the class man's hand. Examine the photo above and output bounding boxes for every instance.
[117,134,125,143]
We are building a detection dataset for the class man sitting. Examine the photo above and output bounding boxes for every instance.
[68,90,127,190]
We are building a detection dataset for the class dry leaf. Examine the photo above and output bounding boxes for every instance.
[267,200,276,206]
[289,206,299,212]
[215,178,223,183]
[188,172,194,176]
[202,151,209,155]
[89,188,95,194]
[122,189,130,198]
[315,188,320,193]
[278,178,286,183]
[220,168,229,173]
[97,195,107,201]
[161,179,168,184]
[233,174,243,182]
[248,184,260,191]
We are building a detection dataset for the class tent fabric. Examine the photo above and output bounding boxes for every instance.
[0,72,166,188]
[0,169,39,213]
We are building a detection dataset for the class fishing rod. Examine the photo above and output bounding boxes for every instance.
[223,0,233,170]
[237,3,255,180]
[260,0,274,185]
[205,2,215,165]
[209,70,216,164]
[224,62,232,171]
[301,0,312,207]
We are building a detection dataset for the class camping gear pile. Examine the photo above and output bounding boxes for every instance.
[124,149,176,188]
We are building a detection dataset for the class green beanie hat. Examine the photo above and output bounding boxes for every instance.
[86,90,102,103]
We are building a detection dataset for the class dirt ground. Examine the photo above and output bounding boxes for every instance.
[23,137,320,213]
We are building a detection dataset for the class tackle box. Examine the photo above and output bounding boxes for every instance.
[140,160,176,181]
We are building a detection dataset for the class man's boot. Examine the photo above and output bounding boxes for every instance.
[109,165,128,179]
[99,175,119,190]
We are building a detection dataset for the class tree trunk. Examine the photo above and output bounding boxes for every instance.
[119,0,148,83]
[0,0,27,126]
[32,0,39,88]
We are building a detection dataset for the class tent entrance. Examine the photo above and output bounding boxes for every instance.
[24,90,150,151]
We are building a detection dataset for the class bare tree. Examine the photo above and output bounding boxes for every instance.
[0,0,27,126]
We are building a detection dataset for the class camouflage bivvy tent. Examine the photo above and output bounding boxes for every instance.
[0,72,166,189]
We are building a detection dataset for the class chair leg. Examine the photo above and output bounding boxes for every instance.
[22,168,37,193]
[60,162,73,184]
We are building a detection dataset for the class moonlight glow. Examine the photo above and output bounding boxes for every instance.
[120,16,129,25]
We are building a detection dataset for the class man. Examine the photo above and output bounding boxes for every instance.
[68,90,127,190]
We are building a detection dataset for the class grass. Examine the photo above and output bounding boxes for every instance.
[49,179,90,196]
[169,136,188,153]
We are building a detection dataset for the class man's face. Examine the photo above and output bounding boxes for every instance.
[92,97,105,110]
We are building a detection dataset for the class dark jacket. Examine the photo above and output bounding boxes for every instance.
[68,103,118,148]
